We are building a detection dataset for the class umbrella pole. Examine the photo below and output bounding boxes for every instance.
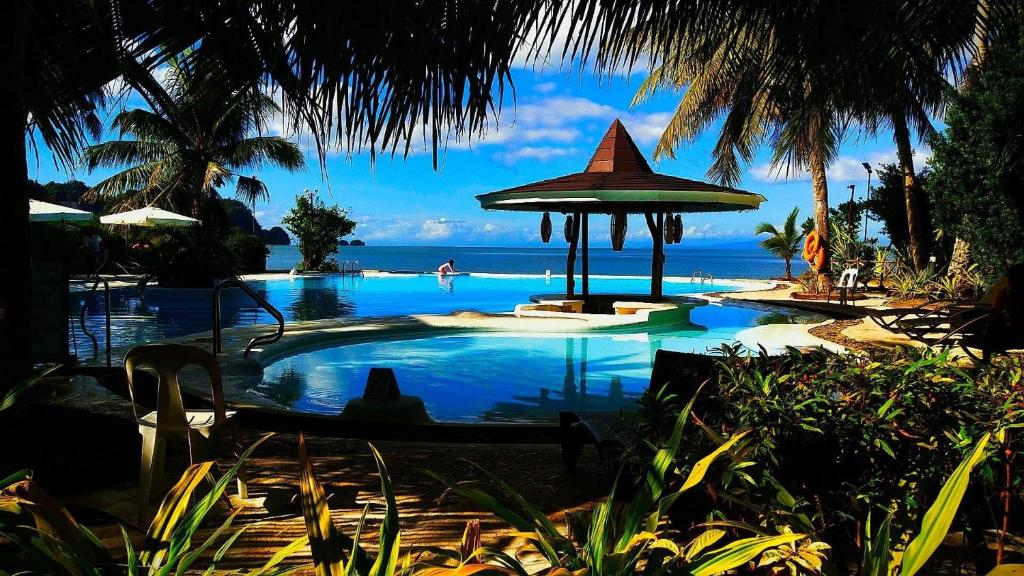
[566,212,581,299]
[581,213,589,298]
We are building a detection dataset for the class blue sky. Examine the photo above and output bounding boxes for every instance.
[28,66,930,247]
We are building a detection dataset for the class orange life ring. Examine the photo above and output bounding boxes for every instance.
[811,246,827,271]
[803,231,820,262]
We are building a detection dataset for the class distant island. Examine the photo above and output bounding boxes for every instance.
[350,239,365,246]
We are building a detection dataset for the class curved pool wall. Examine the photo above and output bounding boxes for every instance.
[248,299,825,424]
[70,272,759,355]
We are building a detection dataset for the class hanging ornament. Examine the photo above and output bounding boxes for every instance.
[540,212,552,243]
[563,214,574,243]
[610,212,627,251]
[674,214,683,243]
[664,213,675,244]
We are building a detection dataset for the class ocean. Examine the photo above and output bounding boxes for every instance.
[266,244,785,279]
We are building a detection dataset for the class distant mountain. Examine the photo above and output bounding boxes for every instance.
[350,239,365,246]
[261,226,290,245]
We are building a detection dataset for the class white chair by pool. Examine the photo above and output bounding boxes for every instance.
[829,267,859,306]
[123,344,245,520]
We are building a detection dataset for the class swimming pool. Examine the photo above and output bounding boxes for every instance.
[70,273,741,356]
[254,301,823,423]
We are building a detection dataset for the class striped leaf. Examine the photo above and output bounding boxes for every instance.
[688,533,805,576]
[298,433,346,576]
[860,510,894,576]
[140,461,213,570]
[617,388,702,551]
[901,433,990,576]
[680,430,750,492]
[368,443,402,576]
[159,432,271,575]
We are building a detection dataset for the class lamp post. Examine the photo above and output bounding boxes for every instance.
[862,163,873,245]
[846,184,856,235]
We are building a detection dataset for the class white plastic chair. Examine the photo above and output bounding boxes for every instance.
[829,268,859,306]
[124,344,245,519]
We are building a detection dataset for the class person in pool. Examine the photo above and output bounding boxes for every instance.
[437,259,457,276]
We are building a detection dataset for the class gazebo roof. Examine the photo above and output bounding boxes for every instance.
[477,119,765,214]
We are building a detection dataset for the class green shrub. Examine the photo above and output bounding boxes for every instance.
[637,346,1024,570]
[225,231,268,273]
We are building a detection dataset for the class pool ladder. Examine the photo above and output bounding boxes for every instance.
[340,260,362,275]
[689,269,713,284]
[78,272,112,366]
[213,277,285,359]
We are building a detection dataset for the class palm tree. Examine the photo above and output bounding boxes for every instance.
[82,55,303,220]
[756,207,804,279]
[629,3,849,278]
[4,0,545,381]
[618,1,1018,276]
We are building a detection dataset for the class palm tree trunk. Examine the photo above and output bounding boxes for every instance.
[809,148,831,277]
[893,115,931,271]
[784,257,792,279]
[1,8,32,386]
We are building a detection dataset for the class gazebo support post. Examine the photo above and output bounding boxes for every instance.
[581,213,589,297]
[566,212,581,299]
[645,212,664,299]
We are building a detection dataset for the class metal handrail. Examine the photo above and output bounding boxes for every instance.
[689,269,703,283]
[78,275,112,366]
[702,272,713,285]
[212,277,285,358]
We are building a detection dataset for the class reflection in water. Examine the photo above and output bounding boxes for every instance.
[484,335,638,421]
[288,284,355,321]
[437,274,455,293]
[252,367,307,406]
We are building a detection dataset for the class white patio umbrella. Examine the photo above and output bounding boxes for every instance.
[29,199,95,223]
[100,206,200,227]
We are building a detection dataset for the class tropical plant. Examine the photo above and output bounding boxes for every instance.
[756,207,805,279]
[295,434,399,576]
[0,434,306,575]
[82,54,304,220]
[428,393,811,576]
[282,192,357,272]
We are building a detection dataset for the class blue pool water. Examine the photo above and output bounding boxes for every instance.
[256,302,821,423]
[70,273,740,356]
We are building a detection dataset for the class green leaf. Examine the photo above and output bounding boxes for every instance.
[368,443,401,576]
[298,433,346,576]
[688,533,806,576]
[249,534,310,576]
[861,510,894,576]
[901,433,990,576]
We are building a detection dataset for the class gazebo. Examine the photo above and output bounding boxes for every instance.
[477,119,765,301]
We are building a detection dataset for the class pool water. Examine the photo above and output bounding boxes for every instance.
[70,273,738,356]
[255,302,822,423]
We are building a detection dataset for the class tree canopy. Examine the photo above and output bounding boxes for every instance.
[927,23,1024,283]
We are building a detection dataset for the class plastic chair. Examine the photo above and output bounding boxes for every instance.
[123,344,245,519]
[829,268,859,306]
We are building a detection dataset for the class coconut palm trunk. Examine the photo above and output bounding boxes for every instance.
[1,11,32,385]
[809,149,831,275]
[893,114,931,271]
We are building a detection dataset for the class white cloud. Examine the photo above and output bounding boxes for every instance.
[751,146,933,184]
[418,217,466,240]
[359,218,415,241]
[494,146,579,166]
[534,81,558,94]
